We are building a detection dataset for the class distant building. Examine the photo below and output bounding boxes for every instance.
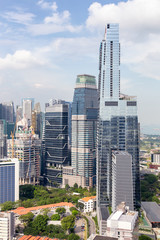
[22,98,34,125]
[7,129,41,185]
[0,212,15,240]
[151,153,160,165]
[43,100,70,186]
[112,151,134,212]
[71,74,98,187]
[0,120,7,158]
[0,158,19,204]
[0,102,15,123]
[62,166,86,188]
[32,102,43,138]
[78,196,96,213]
[106,202,138,239]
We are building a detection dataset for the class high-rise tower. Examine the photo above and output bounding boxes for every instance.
[97,24,140,234]
[71,75,98,187]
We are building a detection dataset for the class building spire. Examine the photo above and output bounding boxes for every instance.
[104,25,107,40]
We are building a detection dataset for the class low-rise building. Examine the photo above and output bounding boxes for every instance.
[106,202,138,240]
[78,196,96,213]
[141,201,160,228]
[0,212,14,240]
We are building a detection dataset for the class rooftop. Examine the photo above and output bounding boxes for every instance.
[79,196,96,202]
[141,201,160,223]
[92,236,118,240]
[100,207,110,221]
[11,202,74,216]
[18,236,58,240]
[76,74,96,86]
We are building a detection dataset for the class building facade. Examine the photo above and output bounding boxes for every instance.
[7,130,41,185]
[112,151,134,212]
[97,23,140,232]
[0,158,19,204]
[0,212,15,240]
[43,100,69,185]
[71,74,98,187]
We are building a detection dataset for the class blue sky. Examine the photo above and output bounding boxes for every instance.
[0,0,160,132]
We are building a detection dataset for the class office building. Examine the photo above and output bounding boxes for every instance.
[0,212,15,240]
[97,24,140,233]
[7,127,41,185]
[112,151,134,212]
[0,120,7,158]
[62,166,86,188]
[43,100,69,185]
[0,158,19,204]
[71,74,98,187]
[0,102,15,123]
[32,102,43,138]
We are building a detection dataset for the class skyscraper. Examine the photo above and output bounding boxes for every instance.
[112,151,134,212]
[97,24,140,233]
[43,100,69,186]
[0,158,19,204]
[71,74,98,187]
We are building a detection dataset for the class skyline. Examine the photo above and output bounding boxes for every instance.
[0,0,160,132]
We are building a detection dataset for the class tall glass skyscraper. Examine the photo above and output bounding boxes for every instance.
[71,75,98,187]
[97,24,140,230]
[43,100,69,185]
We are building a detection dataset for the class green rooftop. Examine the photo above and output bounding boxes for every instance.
[76,74,96,85]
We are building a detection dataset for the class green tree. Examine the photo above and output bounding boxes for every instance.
[68,233,80,240]
[65,184,70,190]
[139,235,152,240]
[56,207,66,214]
[32,214,49,234]
[20,184,35,200]
[19,212,34,225]
[72,210,79,216]
[76,202,84,210]
[73,183,78,189]
[61,215,75,231]
[1,201,15,211]
[51,214,60,221]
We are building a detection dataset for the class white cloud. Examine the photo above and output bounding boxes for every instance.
[86,0,160,81]
[38,0,58,11]
[2,11,35,25]
[0,50,44,69]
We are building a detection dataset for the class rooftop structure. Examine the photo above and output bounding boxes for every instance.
[106,202,138,239]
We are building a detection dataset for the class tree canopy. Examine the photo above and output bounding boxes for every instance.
[61,215,75,230]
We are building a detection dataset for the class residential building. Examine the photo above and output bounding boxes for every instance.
[112,151,134,212]
[43,100,69,185]
[7,127,41,185]
[71,74,98,187]
[0,212,15,240]
[0,158,19,204]
[78,196,96,213]
[97,24,140,233]
[106,202,138,240]
[151,153,160,165]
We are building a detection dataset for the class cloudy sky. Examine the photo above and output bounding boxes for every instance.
[0,0,160,132]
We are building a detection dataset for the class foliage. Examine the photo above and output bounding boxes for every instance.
[73,183,78,189]
[65,184,70,190]
[83,215,89,238]
[51,214,60,221]
[139,235,152,240]
[92,215,99,230]
[72,210,79,216]
[61,215,75,230]
[20,185,35,200]
[76,202,84,210]
[141,174,160,201]
[56,207,66,214]
[108,206,112,215]
[19,212,34,225]
[1,201,15,211]
[67,233,80,240]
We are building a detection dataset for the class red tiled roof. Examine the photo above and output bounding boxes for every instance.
[11,202,74,216]
[80,196,96,202]
[18,236,59,240]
